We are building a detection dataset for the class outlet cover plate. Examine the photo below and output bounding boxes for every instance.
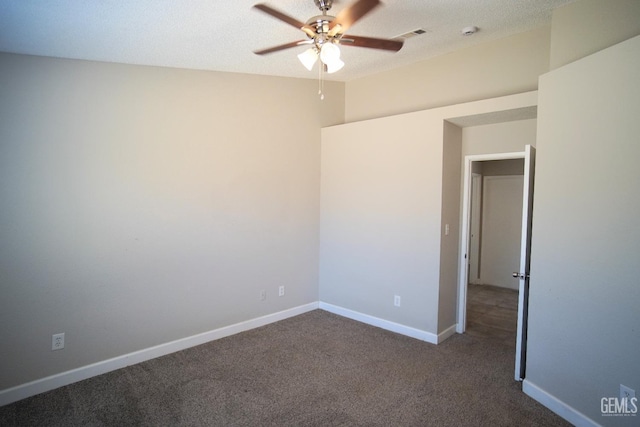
[52,333,65,351]
[621,384,636,401]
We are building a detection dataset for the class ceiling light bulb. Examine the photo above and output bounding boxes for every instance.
[298,48,318,71]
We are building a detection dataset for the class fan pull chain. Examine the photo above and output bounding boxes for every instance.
[318,61,324,100]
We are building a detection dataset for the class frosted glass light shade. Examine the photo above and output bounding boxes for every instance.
[325,58,344,73]
[297,48,318,71]
[319,43,343,74]
[320,43,340,63]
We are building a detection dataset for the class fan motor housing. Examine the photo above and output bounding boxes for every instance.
[306,15,335,35]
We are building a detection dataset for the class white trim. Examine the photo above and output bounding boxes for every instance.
[319,302,440,344]
[437,324,458,343]
[523,380,602,427]
[468,172,483,286]
[0,302,319,407]
[457,157,472,333]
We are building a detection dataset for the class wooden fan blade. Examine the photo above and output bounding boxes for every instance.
[329,0,381,34]
[254,40,312,55]
[253,4,316,38]
[339,35,403,52]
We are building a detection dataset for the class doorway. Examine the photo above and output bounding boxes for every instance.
[457,146,535,381]
[466,159,524,346]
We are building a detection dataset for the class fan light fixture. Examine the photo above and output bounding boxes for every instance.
[253,0,404,99]
[297,42,344,74]
[297,48,318,71]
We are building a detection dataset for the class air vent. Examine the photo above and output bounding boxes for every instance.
[396,28,429,39]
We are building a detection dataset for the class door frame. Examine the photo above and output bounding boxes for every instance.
[456,151,526,335]
[468,172,483,285]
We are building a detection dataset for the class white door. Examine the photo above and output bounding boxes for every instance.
[514,144,536,381]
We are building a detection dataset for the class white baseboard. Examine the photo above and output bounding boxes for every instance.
[319,302,439,344]
[523,379,602,427]
[437,324,457,343]
[0,302,318,407]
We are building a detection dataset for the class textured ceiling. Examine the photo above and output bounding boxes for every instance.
[0,0,575,82]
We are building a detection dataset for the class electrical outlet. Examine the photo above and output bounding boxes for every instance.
[621,384,636,403]
[260,290,266,301]
[278,286,285,297]
[394,295,401,307]
[52,333,65,351]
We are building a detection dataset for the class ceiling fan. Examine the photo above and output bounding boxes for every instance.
[252,0,404,74]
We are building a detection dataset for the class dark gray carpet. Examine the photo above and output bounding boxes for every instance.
[0,310,570,426]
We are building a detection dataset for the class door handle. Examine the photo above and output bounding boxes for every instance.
[512,272,529,279]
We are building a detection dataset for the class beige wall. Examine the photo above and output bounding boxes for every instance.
[319,92,537,339]
[319,112,444,334]
[345,27,550,123]
[462,119,537,157]
[438,122,462,331]
[345,0,639,122]
[481,159,525,176]
[0,52,344,391]
[526,34,640,425]
[550,0,640,69]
